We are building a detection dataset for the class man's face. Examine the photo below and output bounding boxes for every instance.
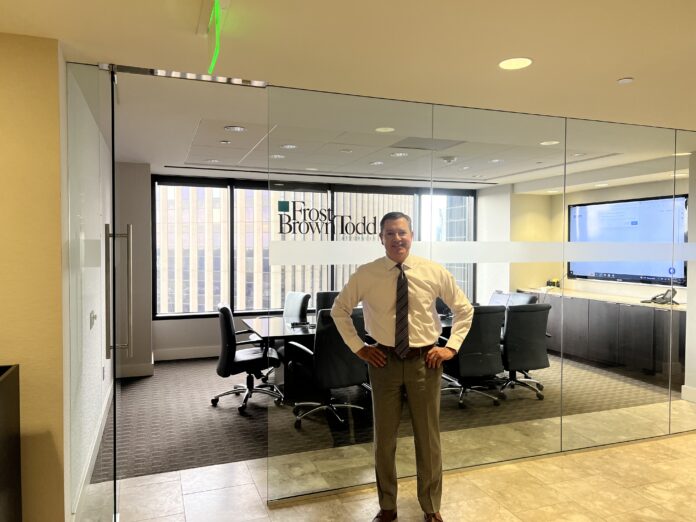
[379,217,413,263]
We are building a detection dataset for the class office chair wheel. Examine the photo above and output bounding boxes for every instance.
[261,376,269,383]
[493,400,500,406]
[294,419,301,429]
[536,383,544,391]
[238,404,246,413]
[274,397,283,406]
[211,398,219,407]
[457,402,466,409]
[497,392,507,400]
[536,392,544,400]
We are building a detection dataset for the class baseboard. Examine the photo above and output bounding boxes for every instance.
[73,384,113,517]
[681,385,696,403]
[116,362,155,378]
[154,345,218,361]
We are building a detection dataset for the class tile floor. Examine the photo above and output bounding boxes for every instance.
[77,427,696,521]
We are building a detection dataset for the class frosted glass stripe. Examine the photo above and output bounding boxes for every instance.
[269,241,696,266]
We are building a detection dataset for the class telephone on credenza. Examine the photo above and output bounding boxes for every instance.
[641,288,678,305]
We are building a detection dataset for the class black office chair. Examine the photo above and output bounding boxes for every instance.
[499,303,551,400]
[283,291,311,322]
[287,309,369,429]
[211,304,284,413]
[441,305,507,407]
[315,291,340,312]
[435,297,452,317]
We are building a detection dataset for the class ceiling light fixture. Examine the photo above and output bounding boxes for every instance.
[224,125,246,132]
[206,159,220,163]
[340,149,353,154]
[546,190,560,194]
[305,167,318,171]
[540,140,560,146]
[375,127,395,133]
[441,156,457,164]
[370,161,384,166]
[498,57,533,70]
[390,152,409,158]
[489,159,503,163]
[675,152,692,156]
[595,183,609,187]
[280,144,297,150]
[219,140,231,144]
[675,173,688,178]
[617,77,634,85]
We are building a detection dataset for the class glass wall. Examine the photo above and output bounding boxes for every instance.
[262,85,696,503]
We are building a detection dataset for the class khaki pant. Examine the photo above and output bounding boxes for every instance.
[368,350,443,514]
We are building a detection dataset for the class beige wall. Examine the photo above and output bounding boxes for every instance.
[0,33,65,521]
[509,193,563,291]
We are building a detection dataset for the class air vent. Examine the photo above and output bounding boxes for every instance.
[389,137,465,151]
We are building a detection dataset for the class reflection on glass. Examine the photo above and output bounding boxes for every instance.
[561,119,675,450]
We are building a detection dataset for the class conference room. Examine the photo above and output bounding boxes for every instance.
[68,63,696,514]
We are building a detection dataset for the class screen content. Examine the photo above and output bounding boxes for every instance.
[568,196,688,286]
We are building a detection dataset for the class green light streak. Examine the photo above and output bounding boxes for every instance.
[207,0,221,75]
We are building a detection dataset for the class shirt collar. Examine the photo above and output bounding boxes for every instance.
[383,254,416,271]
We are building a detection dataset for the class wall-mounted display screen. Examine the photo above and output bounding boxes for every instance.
[568,195,688,286]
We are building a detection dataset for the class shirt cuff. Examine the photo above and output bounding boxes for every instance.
[349,338,366,353]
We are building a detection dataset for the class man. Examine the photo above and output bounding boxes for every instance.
[331,212,474,522]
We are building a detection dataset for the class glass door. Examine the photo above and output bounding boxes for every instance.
[66,62,116,520]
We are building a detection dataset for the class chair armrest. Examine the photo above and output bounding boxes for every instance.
[545,332,551,338]
[286,341,312,356]
[234,328,255,335]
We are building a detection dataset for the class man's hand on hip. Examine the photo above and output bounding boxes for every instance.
[425,347,456,369]
[357,344,387,368]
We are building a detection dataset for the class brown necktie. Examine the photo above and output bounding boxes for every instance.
[394,263,410,358]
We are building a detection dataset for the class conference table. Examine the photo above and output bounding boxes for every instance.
[242,315,317,345]
[242,313,454,346]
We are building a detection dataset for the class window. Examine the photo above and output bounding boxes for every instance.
[233,188,330,312]
[154,182,230,315]
[153,177,474,317]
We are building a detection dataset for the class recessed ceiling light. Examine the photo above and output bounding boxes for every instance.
[206,159,220,163]
[375,127,395,133]
[305,167,318,171]
[675,152,692,156]
[617,77,634,85]
[224,125,246,132]
[370,161,384,166]
[540,140,560,146]
[498,57,533,70]
[489,159,503,163]
[595,183,609,187]
[546,190,560,194]
[269,154,285,159]
[572,152,586,157]
[280,144,297,150]
[459,166,470,171]
[219,140,231,144]
[390,152,409,158]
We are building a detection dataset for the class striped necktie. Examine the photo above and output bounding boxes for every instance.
[394,263,410,358]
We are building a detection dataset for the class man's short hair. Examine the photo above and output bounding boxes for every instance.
[380,212,413,233]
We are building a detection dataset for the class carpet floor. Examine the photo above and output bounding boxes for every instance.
[91,354,673,483]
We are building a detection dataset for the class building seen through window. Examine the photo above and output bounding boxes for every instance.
[155,180,474,316]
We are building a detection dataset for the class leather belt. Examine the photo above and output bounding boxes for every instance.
[377,343,434,359]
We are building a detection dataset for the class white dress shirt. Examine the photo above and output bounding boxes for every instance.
[331,254,474,353]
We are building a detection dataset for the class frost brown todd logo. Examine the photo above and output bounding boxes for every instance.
[277,200,377,235]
